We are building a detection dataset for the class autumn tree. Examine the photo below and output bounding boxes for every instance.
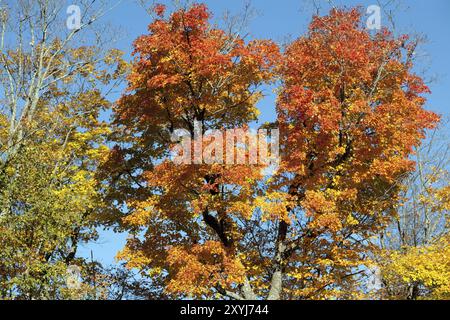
[106,4,439,300]
[377,125,450,299]
[0,0,126,299]
[104,2,279,300]
[266,8,440,299]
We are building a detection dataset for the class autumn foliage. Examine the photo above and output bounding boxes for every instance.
[271,8,440,299]
[1,0,447,301]
[103,4,440,300]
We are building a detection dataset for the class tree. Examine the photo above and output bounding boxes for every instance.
[378,125,450,299]
[103,2,279,300]
[269,8,439,299]
[380,234,450,300]
[0,0,126,299]
[106,5,438,300]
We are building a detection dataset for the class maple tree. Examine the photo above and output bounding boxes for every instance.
[103,3,279,299]
[268,8,440,299]
[106,4,440,300]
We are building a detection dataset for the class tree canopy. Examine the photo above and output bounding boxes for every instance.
[0,1,448,300]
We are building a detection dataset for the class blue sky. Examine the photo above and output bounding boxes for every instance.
[77,0,450,265]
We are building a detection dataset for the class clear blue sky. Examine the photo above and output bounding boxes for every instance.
[77,0,450,265]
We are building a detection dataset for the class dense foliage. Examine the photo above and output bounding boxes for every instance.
[0,1,448,300]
